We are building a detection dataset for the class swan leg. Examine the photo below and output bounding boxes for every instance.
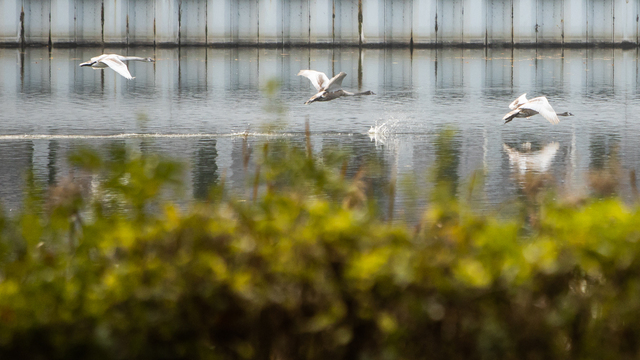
[503,113,517,124]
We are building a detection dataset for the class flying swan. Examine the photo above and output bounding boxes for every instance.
[80,54,155,80]
[503,93,573,124]
[297,70,375,104]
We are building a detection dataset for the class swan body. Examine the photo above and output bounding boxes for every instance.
[503,93,573,124]
[79,54,155,80]
[297,70,375,104]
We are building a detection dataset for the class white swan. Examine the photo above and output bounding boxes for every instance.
[503,93,573,124]
[297,70,375,105]
[79,54,155,80]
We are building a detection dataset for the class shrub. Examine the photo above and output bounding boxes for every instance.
[1,136,640,359]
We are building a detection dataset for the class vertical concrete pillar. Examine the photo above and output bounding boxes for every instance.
[207,0,233,44]
[51,0,75,45]
[412,0,436,45]
[385,0,412,45]
[438,0,463,45]
[156,0,179,45]
[283,0,310,45]
[180,0,207,45]
[536,0,563,44]
[76,0,103,45]
[309,0,332,44]
[362,0,385,45]
[486,0,512,46]
[334,0,359,45]
[24,0,51,45]
[613,0,637,45]
[128,0,155,45]
[513,0,536,44]
[463,0,485,44]
[104,0,128,44]
[564,0,587,44]
[0,0,22,45]
[588,0,613,43]
[258,0,283,44]
[233,0,259,45]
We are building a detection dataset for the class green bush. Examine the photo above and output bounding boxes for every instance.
[1,136,640,360]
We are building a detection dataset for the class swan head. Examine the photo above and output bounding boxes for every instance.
[144,57,155,62]
[79,61,94,67]
[360,90,375,95]
[558,111,574,116]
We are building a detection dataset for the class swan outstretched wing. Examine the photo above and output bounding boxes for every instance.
[509,93,528,110]
[100,57,134,80]
[324,72,347,92]
[298,70,330,91]
[520,96,560,124]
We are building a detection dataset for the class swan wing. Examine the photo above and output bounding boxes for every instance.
[509,93,528,110]
[91,54,110,62]
[100,57,134,80]
[324,72,347,92]
[298,70,330,91]
[520,97,560,124]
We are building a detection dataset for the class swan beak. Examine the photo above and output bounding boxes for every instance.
[79,61,92,67]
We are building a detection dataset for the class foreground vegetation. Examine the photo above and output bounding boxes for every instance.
[1,136,640,360]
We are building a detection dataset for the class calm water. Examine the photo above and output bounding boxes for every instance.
[0,46,639,215]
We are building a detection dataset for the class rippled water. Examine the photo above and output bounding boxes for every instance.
[0,46,639,215]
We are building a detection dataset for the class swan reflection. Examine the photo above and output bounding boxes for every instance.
[503,142,560,174]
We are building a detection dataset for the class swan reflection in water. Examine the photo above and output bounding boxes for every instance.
[503,142,560,174]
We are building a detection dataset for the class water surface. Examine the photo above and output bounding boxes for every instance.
[0,46,639,216]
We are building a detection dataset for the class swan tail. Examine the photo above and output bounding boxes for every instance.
[503,109,519,124]
[304,91,325,104]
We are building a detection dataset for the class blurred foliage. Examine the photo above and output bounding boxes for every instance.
[2,132,640,360]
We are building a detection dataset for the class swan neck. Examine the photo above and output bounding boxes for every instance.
[120,56,150,61]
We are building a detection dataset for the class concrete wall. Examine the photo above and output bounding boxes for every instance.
[0,0,638,46]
